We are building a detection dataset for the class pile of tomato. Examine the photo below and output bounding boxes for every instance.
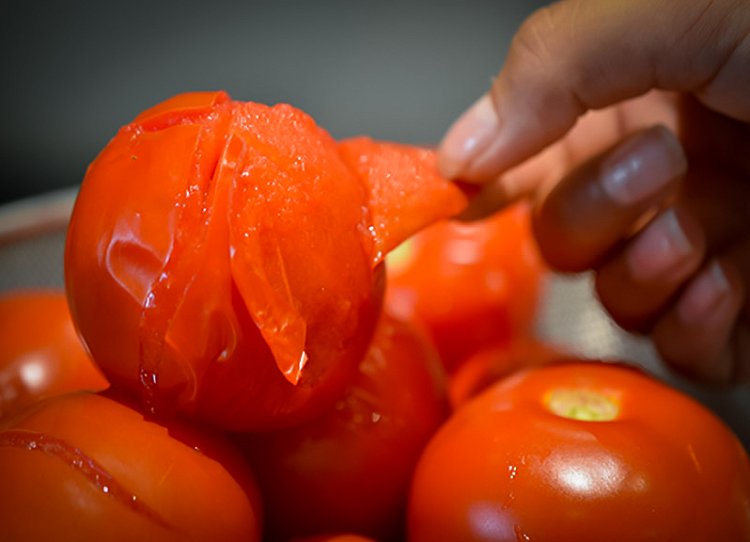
[1,92,749,542]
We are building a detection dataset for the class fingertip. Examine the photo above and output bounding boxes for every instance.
[533,126,686,273]
[453,133,570,223]
[652,260,744,383]
[675,260,737,327]
[454,179,514,222]
[437,94,502,181]
[599,125,687,206]
[624,206,704,284]
[593,206,706,332]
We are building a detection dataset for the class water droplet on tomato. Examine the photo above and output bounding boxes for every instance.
[514,525,531,541]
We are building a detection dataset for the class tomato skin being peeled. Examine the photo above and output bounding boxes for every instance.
[0,392,263,542]
[64,91,464,431]
[237,312,448,541]
[408,362,750,542]
[385,202,546,373]
[0,290,108,419]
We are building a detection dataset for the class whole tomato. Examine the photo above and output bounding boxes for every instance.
[408,362,750,541]
[238,312,448,541]
[385,202,546,373]
[0,290,107,419]
[64,91,465,431]
[0,391,263,541]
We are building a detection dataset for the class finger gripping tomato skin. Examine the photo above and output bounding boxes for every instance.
[65,91,464,431]
[408,362,750,542]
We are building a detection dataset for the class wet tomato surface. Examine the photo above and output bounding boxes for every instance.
[0,290,107,419]
[238,312,448,541]
[409,362,750,541]
[385,202,546,373]
[0,391,263,541]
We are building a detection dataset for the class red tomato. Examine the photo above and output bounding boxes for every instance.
[0,290,108,419]
[385,202,546,373]
[64,91,465,431]
[409,362,750,541]
[0,391,263,541]
[291,536,377,542]
[237,312,448,541]
[448,338,567,409]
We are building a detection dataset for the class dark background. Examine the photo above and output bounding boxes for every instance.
[0,0,547,205]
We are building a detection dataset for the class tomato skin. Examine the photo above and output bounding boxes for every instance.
[65,92,463,432]
[0,290,108,419]
[237,313,448,541]
[385,202,546,373]
[409,362,750,542]
[0,391,263,541]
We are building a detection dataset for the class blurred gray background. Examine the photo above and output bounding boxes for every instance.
[0,0,548,204]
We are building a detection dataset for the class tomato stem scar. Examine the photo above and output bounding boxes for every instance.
[544,388,619,421]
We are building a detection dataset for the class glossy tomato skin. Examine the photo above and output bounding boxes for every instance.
[0,290,108,419]
[409,362,750,542]
[385,202,546,373]
[237,312,448,541]
[0,391,263,541]
[65,91,464,432]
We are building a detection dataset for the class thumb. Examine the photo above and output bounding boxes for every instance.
[439,0,750,183]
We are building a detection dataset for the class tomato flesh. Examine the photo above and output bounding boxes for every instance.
[338,136,467,265]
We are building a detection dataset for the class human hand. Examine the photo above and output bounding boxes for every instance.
[438,0,750,384]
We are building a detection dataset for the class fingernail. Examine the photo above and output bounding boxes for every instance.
[438,94,500,180]
[600,126,687,205]
[626,209,693,282]
[677,261,731,326]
